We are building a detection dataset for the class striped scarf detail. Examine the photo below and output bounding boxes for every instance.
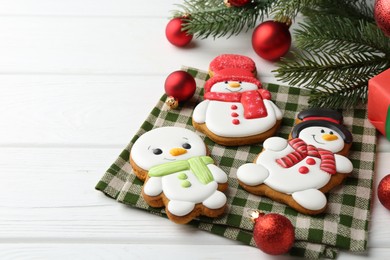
[276,138,336,175]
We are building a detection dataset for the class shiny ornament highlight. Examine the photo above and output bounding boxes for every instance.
[164,71,196,102]
[378,174,390,210]
[251,211,295,255]
[166,17,193,47]
[375,0,390,37]
[224,0,251,7]
[252,20,291,61]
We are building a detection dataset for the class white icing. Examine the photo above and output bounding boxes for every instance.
[335,154,354,173]
[207,164,228,183]
[192,100,210,124]
[202,190,227,209]
[209,81,258,93]
[292,189,327,211]
[167,200,195,217]
[298,126,344,153]
[192,79,283,138]
[198,99,281,138]
[131,127,207,170]
[131,126,228,217]
[161,170,218,202]
[263,137,288,151]
[143,177,162,196]
[237,124,354,211]
[236,163,269,186]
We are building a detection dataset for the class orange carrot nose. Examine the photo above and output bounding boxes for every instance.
[322,134,338,141]
[228,81,241,88]
[169,147,187,156]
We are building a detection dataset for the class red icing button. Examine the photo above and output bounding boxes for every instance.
[231,105,238,110]
[306,158,316,165]
[299,166,309,174]
[231,112,239,117]
[232,119,240,125]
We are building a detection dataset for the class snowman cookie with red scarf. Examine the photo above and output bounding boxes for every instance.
[192,54,282,146]
[237,108,353,215]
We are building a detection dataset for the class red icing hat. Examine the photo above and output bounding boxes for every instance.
[205,54,262,93]
[209,54,257,76]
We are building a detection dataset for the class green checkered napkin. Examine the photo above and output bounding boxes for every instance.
[96,67,376,259]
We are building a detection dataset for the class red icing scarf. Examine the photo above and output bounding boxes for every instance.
[276,138,336,175]
[204,89,271,119]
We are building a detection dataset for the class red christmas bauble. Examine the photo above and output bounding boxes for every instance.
[164,71,196,102]
[224,0,251,7]
[378,174,390,210]
[165,17,193,47]
[375,0,390,37]
[253,213,295,255]
[252,20,292,61]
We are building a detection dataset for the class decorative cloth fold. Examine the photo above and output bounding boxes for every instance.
[95,67,376,259]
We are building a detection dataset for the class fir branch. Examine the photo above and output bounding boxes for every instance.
[174,0,275,39]
[275,5,390,108]
[302,0,375,23]
[275,51,388,88]
[294,16,389,56]
[271,0,320,21]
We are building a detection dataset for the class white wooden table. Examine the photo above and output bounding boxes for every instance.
[1,1,390,259]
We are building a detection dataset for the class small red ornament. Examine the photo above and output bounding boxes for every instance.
[252,20,292,61]
[164,71,196,102]
[251,211,295,255]
[378,174,390,210]
[165,17,193,47]
[375,0,390,37]
[224,0,251,7]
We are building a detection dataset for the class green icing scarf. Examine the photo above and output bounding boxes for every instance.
[148,156,214,185]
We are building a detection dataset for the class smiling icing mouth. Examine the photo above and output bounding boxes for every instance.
[312,135,325,145]
[164,158,176,161]
[225,88,243,92]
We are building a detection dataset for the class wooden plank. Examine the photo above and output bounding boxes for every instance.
[0,148,389,250]
[0,0,177,17]
[0,74,279,147]
[0,16,280,75]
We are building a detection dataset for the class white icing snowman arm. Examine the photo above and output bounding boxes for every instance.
[192,100,210,124]
[143,177,163,196]
[236,163,269,186]
[207,164,228,184]
[334,154,354,174]
[263,136,289,151]
[264,99,283,120]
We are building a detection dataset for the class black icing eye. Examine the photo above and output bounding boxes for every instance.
[182,143,191,149]
[152,148,163,155]
[321,129,325,133]
[239,81,242,84]
[224,81,228,84]
[329,131,334,135]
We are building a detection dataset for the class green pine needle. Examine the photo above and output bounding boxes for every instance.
[174,0,275,39]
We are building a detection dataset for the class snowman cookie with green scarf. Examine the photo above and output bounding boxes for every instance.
[130,126,228,224]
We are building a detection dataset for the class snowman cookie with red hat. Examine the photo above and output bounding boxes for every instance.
[192,54,283,146]
[237,108,354,215]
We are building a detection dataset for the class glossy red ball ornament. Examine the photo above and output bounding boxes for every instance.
[252,212,295,255]
[224,0,251,7]
[375,0,390,37]
[164,71,196,102]
[165,17,193,47]
[252,20,292,61]
[378,174,390,210]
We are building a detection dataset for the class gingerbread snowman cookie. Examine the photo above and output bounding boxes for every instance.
[237,108,353,215]
[130,126,228,224]
[192,54,283,146]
